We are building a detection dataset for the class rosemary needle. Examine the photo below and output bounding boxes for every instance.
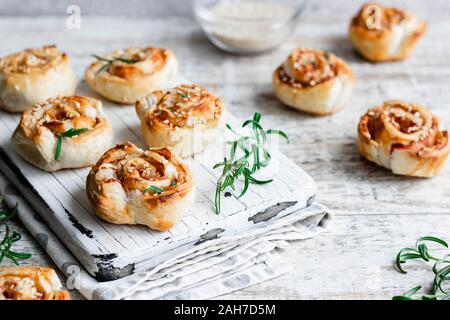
[393,235,450,300]
[213,112,289,214]
[144,186,165,194]
[54,128,88,161]
[92,54,138,75]
[0,197,32,265]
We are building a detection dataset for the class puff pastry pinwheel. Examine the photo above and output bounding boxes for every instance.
[349,3,426,62]
[84,47,178,104]
[272,48,355,115]
[358,100,449,177]
[86,142,195,231]
[135,84,226,157]
[11,96,113,172]
[0,45,77,113]
[0,267,70,300]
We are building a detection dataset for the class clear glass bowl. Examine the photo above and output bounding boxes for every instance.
[193,0,307,55]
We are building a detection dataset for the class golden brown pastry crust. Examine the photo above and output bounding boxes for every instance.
[358,100,449,177]
[12,96,114,172]
[84,47,178,104]
[135,84,226,157]
[0,45,77,113]
[0,267,70,300]
[349,3,426,62]
[272,48,355,115]
[86,142,195,231]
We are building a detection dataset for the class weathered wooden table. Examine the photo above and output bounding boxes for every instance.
[1,1,449,299]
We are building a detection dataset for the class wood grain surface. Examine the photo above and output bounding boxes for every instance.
[1,1,449,299]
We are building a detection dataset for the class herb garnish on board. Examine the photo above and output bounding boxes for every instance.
[393,236,450,300]
[213,112,289,214]
[92,54,139,75]
[0,196,32,265]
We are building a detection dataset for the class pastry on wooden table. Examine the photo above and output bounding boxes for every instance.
[358,100,449,177]
[11,96,113,172]
[272,48,355,115]
[0,267,70,300]
[84,47,178,104]
[0,45,77,113]
[86,142,195,231]
[349,3,426,62]
[135,84,226,157]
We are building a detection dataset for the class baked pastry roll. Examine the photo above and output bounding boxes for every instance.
[84,47,178,104]
[12,96,113,172]
[0,45,77,113]
[272,48,355,115]
[349,3,426,62]
[358,100,449,177]
[86,142,195,231]
[135,84,226,157]
[0,267,70,300]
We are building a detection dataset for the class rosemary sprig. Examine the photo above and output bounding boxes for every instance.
[54,128,88,161]
[0,196,32,265]
[393,236,450,300]
[213,112,289,214]
[144,186,165,194]
[92,54,138,75]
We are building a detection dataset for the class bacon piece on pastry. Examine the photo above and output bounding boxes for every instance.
[358,100,449,177]
[84,47,178,104]
[349,3,426,62]
[272,48,355,115]
[136,84,226,157]
[0,45,77,112]
[86,142,195,231]
[0,267,70,300]
[11,96,113,172]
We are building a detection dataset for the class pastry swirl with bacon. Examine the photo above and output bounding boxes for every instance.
[0,45,77,113]
[349,3,426,62]
[84,47,178,104]
[135,84,226,157]
[358,100,449,177]
[86,142,195,231]
[272,48,355,115]
[0,267,70,300]
[12,96,113,172]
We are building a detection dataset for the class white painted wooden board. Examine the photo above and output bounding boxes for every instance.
[2,0,450,298]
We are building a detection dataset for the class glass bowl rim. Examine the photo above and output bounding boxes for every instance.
[193,0,307,24]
